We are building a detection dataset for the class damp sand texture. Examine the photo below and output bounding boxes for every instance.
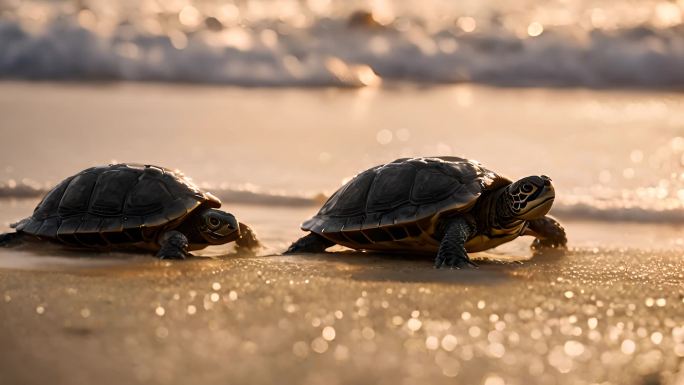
[1,249,684,385]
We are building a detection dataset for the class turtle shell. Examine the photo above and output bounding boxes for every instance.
[15,164,220,246]
[301,157,511,246]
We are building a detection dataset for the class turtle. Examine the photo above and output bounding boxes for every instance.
[0,164,260,259]
[286,157,566,268]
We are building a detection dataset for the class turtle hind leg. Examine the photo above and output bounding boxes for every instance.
[156,231,190,260]
[285,232,335,254]
[526,216,567,250]
[0,232,24,247]
[434,217,478,269]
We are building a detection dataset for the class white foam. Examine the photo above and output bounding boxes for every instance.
[1,17,684,88]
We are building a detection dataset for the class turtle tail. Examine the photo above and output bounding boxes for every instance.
[2,218,29,247]
[10,218,30,230]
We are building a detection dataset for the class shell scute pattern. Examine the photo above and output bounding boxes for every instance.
[31,177,72,221]
[89,169,140,215]
[319,167,377,217]
[124,176,174,216]
[17,164,218,246]
[58,171,100,215]
[366,163,415,212]
[411,167,461,203]
[302,157,512,242]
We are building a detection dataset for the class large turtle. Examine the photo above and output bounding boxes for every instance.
[286,157,566,268]
[0,164,259,259]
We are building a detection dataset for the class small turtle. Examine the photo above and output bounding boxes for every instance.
[0,164,260,259]
[287,157,566,268]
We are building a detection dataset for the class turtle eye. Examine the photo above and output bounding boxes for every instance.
[209,217,221,227]
[521,183,533,193]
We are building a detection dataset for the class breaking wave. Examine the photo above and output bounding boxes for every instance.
[1,15,684,88]
[3,179,684,224]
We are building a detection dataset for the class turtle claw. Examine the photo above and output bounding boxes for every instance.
[447,258,478,269]
[528,216,567,251]
[159,253,187,260]
[433,258,444,269]
[531,238,567,251]
[463,259,479,269]
[434,248,477,269]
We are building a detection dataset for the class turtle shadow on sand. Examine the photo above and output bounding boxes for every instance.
[0,239,262,270]
[528,247,568,262]
[283,250,521,285]
[0,242,146,271]
[280,245,569,285]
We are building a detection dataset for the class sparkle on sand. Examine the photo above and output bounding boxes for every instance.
[0,247,683,385]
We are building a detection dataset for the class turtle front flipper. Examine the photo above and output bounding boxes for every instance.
[435,217,478,269]
[285,232,335,254]
[157,231,191,259]
[235,222,261,253]
[525,216,567,250]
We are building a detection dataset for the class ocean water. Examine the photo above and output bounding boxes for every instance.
[1,0,684,87]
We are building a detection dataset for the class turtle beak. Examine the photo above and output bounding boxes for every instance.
[221,214,240,240]
[524,196,554,219]
[226,214,239,233]
[522,183,555,219]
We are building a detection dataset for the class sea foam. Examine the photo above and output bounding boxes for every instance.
[1,15,684,88]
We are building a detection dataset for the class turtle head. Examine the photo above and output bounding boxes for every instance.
[506,175,555,220]
[197,209,240,244]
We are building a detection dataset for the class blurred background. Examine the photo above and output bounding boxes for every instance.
[1,0,684,86]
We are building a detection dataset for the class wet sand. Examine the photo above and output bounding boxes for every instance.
[2,201,684,385]
[2,246,684,385]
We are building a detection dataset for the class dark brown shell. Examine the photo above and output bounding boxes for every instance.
[15,164,220,246]
[301,157,511,244]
